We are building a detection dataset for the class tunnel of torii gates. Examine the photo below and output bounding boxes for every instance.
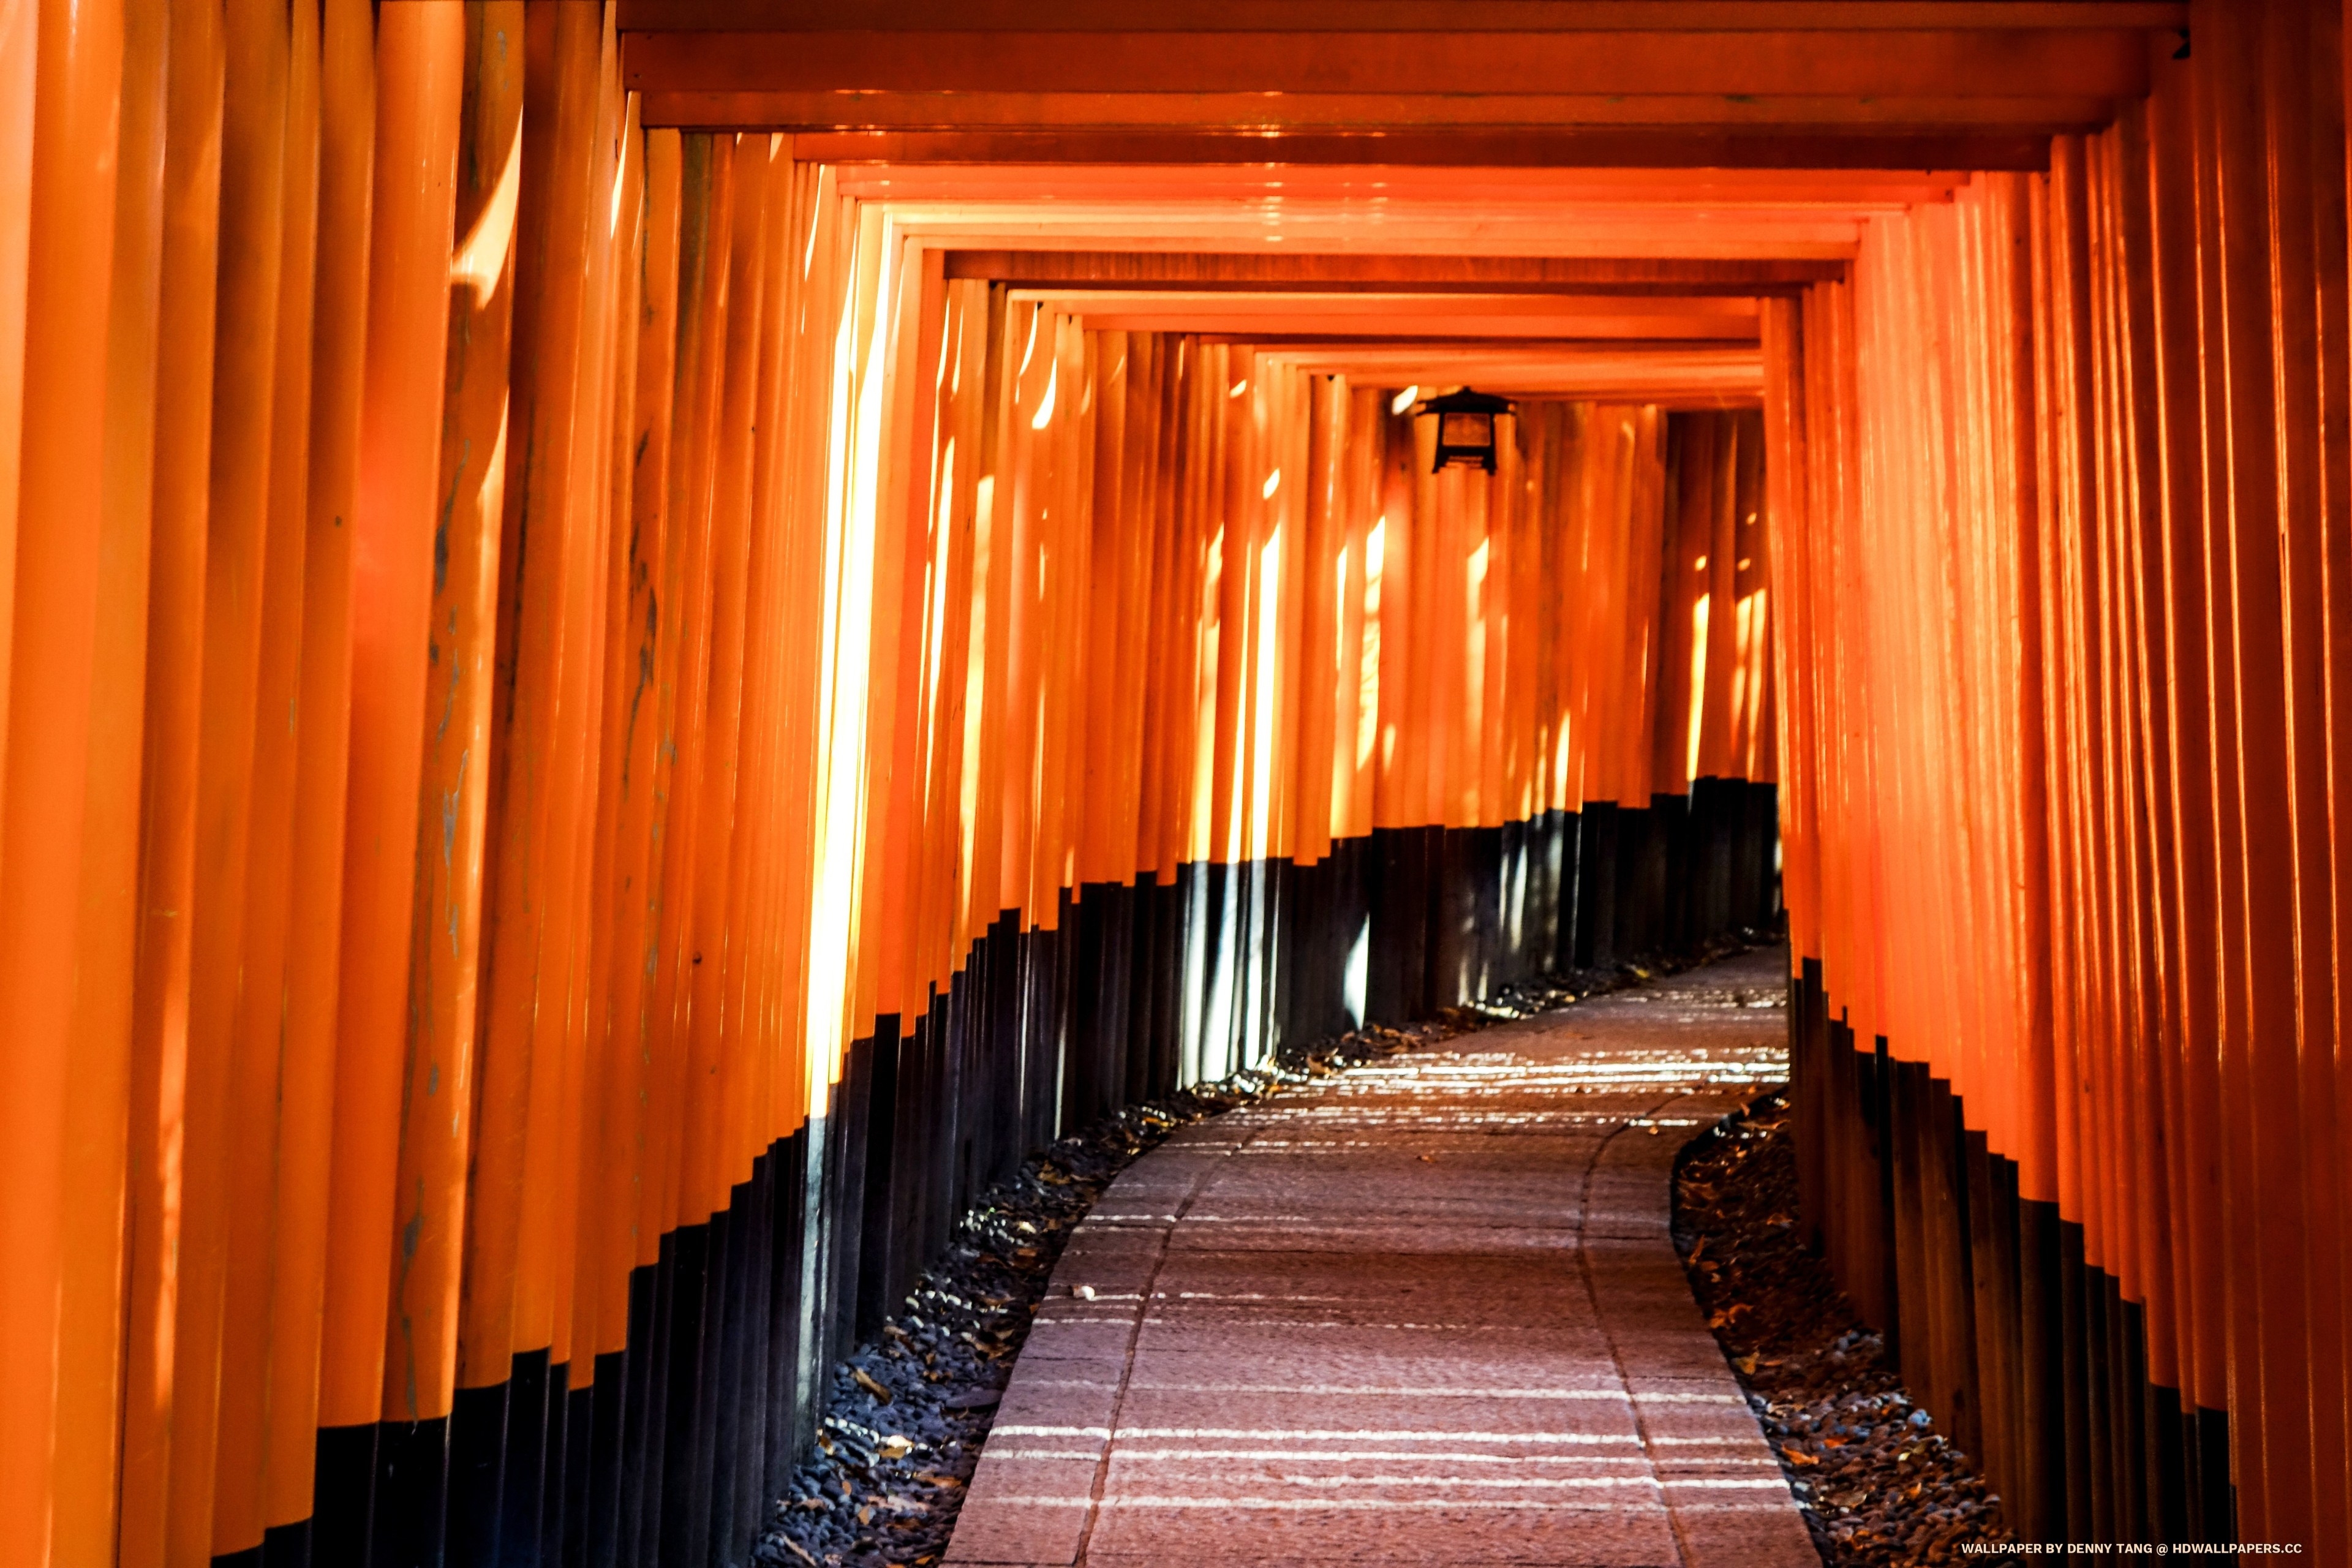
[4,0,2350,1564]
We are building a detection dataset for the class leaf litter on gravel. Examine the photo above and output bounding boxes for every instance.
[1674,1090,2021,1567]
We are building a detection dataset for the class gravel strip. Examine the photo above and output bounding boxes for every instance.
[755,931,1777,1568]
[1674,1090,2019,1567]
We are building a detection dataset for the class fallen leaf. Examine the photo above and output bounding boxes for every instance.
[915,1472,965,1488]
[1733,1353,1758,1375]
[1781,1446,1819,1467]
[876,1434,913,1460]
[780,1539,819,1567]
[853,1368,894,1405]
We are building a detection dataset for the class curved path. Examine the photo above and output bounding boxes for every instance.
[943,946,1818,1568]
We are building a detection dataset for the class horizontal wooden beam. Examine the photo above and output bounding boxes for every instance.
[1019,291,1765,340]
[620,2,2185,34]
[1010,288,1763,316]
[1251,341,1764,386]
[897,217,1859,262]
[1256,360,1763,402]
[625,29,2149,99]
[650,89,2116,132]
[753,127,2056,170]
[1190,332,1763,350]
[1087,320,1760,342]
[944,251,1844,291]
[1248,342,1763,360]
[842,165,1969,203]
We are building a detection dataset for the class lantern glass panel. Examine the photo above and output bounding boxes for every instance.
[1439,411,1493,449]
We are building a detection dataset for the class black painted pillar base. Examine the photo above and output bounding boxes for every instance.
[1791,963,2238,1550]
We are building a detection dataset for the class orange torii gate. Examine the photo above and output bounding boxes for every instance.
[9,1,2352,1566]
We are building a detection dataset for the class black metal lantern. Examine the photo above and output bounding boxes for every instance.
[1416,387,1514,473]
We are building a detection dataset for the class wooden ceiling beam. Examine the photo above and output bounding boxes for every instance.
[766,127,2055,170]
[845,166,1969,202]
[1256,344,1761,374]
[1189,332,1762,350]
[1099,317,1761,339]
[943,251,1842,290]
[1245,342,1762,360]
[619,2,2185,34]
[889,216,1859,262]
[1016,290,1765,340]
[649,90,2117,132]
[1249,350,1766,402]
[624,29,2149,99]
[1011,288,1762,315]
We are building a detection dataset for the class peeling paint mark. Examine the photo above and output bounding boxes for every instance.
[435,437,464,595]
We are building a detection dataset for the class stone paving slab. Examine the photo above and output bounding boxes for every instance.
[945,948,1817,1568]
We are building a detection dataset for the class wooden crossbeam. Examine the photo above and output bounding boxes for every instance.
[617,2,2186,33]
[755,127,2060,168]
[1012,288,1763,311]
[622,29,2150,99]
[943,251,1843,292]
[880,204,1868,262]
[1015,288,1760,329]
[650,91,2117,130]
[1194,331,1762,350]
[1009,284,1760,304]
[622,4,2179,162]
[856,167,1969,202]
[1250,342,1766,402]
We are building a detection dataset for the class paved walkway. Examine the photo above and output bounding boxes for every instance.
[943,948,1820,1568]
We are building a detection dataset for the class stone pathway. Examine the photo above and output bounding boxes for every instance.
[942,948,1820,1568]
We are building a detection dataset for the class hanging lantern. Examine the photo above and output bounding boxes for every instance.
[1416,386,1514,473]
